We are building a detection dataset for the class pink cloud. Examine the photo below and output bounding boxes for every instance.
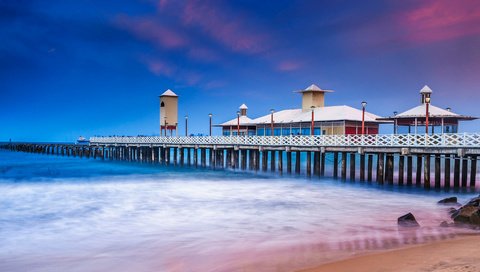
[277,60,303,72]
[181,0,270,54]
[399,0,480,44]
[140,57,175,77]
[115,14,187,49]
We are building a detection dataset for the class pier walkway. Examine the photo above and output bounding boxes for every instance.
[3,133,480,190]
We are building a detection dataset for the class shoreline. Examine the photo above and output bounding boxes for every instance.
[297,233,480,272]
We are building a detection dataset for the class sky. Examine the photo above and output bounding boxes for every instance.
[1,0,479,141]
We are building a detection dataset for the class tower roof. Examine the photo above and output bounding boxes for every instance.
[160,89,178,97]
[239,104,248,109]
[420,85,432,94]
[296,84,334,93]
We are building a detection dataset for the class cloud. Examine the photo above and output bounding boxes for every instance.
[115,14,188,49]
[140,57,175,77]
[276,60,303,72]
[399,0,480,44]
[180,0,270,54]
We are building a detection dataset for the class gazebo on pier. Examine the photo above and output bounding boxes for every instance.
[379,85,476,134]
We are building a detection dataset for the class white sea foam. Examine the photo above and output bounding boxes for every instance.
[0,174,476,272]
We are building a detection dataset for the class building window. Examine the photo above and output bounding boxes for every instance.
[160,102,165,107]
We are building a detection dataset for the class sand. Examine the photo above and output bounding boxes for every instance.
[298,234,480,272]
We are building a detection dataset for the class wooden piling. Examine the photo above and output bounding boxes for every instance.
[278,150,283,173]
[416,155,422,186]
[341,152,347,180]
[461,158,468,187]
[398,156,404,186]
[306,151,312,177]
[435,155,441,189]
[287,151,292,174]
[444,155,451,188]
[360,154,365,181]
[377,153,384,184]
[295,151,301,174]
[270,150,276,172]
[333,152,338,178]
[424,154,431,189]
[454,157,460,188]
[367,154,373,182]
[350,153,356,180]
[470,156,477,188]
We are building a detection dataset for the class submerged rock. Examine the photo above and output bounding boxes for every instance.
[438,197,458,205]
[398,213,420,227]
[452,205,480,225]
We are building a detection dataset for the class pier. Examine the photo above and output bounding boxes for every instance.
[2,133,480,190]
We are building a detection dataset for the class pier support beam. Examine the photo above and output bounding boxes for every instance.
[386,154,394,185]
[295,151,301,174]
[398,156,404,186]
[424,154,431,189]
[377,153,384,184]
[407,156,413,186]
[445,155,451,189]
[416,155,422,186]
[306,151,312,177]
[454,157,460,188]
[435,155,441,189]
[341,152,347,180]
[462,158,468,187]
[333,152,338,178]
[270,151,276,172]
[278,150,283,174]
[350,153,356,181]
[367,154,373,182]
[360,154,365,182]
[470,156,477,188]
[287,151,292,174]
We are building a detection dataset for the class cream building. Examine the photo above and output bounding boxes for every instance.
[159,89,178,136]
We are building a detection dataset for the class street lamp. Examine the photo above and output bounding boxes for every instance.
[208,113,213,136]
[425,97,431,135]
[237,111,240,136]
[270,109,275,136]
[310,106,315,135]
[185,115,188,136]
[361,101,367,135]
[393,111,398,134]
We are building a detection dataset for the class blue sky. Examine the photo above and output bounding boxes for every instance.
[1,0,479,141]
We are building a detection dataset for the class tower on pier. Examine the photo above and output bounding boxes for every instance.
[160,89,178,136]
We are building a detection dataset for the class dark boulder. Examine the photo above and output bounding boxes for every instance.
[437,197,458,205]
[452,206,480,225]
[465,197,480,207]
[398,213,420,227]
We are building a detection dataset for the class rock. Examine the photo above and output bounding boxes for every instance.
[452,206,479,224]
[465,196,480,207]
[448,207,457,215]
[439,221,450,227]
[398,213,420,227]
[438,197,458,205]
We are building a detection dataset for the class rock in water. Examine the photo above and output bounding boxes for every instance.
[438,197,458,205]
[398,213,420,227]
[452,206,480,225]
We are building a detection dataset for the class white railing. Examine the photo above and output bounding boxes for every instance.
[89,133,480,148]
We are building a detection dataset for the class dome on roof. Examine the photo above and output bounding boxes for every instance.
[420,85,432,94]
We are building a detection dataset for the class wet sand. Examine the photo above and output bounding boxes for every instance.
[297,234,480,272]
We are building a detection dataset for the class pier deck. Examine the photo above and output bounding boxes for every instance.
[2,133,480,190]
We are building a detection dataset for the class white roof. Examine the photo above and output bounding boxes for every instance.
[420,85,432,94]
[239,104,248,109]
[395,104,464,118]
[251,105,382,124]
[160,89,178,97]
[219,115,255,126]
[296,84,334,93]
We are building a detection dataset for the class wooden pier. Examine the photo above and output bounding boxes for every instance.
[2,133,480,190]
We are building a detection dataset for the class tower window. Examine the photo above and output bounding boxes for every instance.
[161,102,165,107]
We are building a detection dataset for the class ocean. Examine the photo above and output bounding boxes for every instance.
[0,149,477,272]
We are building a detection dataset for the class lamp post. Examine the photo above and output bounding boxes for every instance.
[393,111,398,134]
[361,101,367,135]
[270,109,275,136]
[310,106,315,135]
[208,113,213,136]
[425,97,430,135]
[185,115,188,136]
[237,111,240,135]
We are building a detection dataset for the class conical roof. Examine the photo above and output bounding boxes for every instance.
[296,84,334,93]
[420,85,432,94]
[160,89,178,97]
[239,104,248,109]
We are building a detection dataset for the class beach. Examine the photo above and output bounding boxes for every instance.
[299,234,480,272]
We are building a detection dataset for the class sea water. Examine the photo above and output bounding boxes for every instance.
[0,149,477,272]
